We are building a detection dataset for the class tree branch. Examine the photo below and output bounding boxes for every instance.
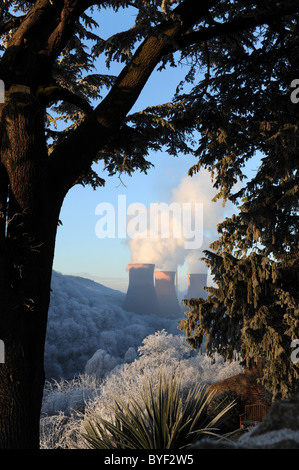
[0,15,25,36]
[177,2,299,48]
[36,84,93,114]
[44,0,299,199]
[0,0,105,88]
[48,0,221,196]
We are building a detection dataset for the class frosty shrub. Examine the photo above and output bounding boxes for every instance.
[40,330,243,448]
[89,331,241,415]
[84,349,118,381]
[40,410,90,449]
[137,329,193,366]
[40,412,72,449]
[40,374,102,449]
[41,374,101,417]
[81,372,236,449]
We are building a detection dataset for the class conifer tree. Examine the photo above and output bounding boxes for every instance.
[178,6,299,400]
[0,0,297,447]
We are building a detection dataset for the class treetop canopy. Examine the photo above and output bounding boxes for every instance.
[1,0,297,197]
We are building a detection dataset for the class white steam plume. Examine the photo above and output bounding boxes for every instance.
[129,168,235,273]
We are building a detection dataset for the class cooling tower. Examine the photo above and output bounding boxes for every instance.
[124,263,159,315]
[186,273,208,299]
[154,271,181,318]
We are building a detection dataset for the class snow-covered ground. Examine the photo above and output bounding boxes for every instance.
[40,270,244,448]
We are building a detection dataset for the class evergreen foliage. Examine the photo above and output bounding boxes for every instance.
[2,1,298,187]
[177,5,299,400]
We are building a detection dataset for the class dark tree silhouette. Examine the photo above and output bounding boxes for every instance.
[178,2,299,401]
[0,0,297,448]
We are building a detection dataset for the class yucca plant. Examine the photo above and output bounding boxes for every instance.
[81,372,235,449]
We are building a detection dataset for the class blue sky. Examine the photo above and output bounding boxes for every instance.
[52,6,260,293]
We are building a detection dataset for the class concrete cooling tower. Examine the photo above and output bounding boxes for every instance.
[154,271,181,318]
[186,273,208,300]
[123,263,159,315]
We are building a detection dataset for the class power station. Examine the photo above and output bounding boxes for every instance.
[123,263,207,317]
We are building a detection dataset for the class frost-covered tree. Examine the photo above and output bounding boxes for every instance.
[0,0,297,448]
[178,4,299,401]
[40,330,243,448]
